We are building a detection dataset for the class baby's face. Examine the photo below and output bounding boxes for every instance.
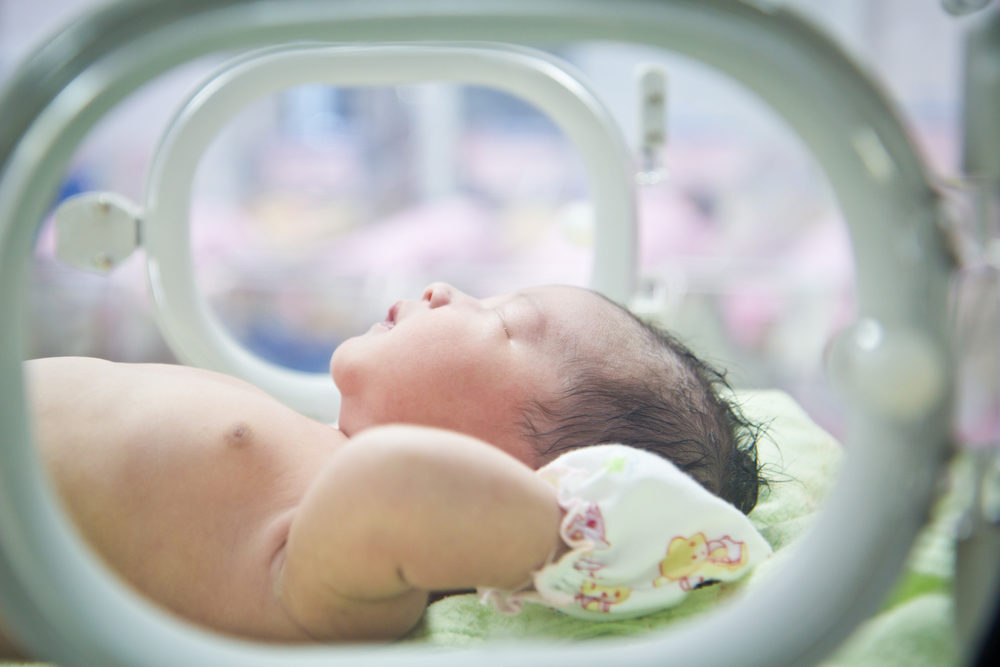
[331,283,621,465]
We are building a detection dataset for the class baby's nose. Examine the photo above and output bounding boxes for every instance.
[422,282,454,309]
[422,282,471,309]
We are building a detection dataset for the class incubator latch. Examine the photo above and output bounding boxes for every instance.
[53,192,142,273]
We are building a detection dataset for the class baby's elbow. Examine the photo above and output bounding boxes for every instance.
[277,547,428,644]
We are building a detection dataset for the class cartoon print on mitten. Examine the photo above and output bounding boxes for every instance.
[575,581,632,612]
[654,533,749,591]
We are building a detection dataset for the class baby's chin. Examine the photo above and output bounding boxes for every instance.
[328,337,369,404]
[328,342,353,387]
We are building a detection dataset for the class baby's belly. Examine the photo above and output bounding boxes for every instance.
[28,360,341,640]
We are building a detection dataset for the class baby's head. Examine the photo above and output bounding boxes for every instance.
[520,295,764,514]
[331,283,764,514]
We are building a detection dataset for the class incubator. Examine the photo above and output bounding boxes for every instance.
[0,1,997,665]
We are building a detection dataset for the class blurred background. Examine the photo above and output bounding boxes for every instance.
[0,0,977,436]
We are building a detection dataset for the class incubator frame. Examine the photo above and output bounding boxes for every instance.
[143,42,636,422]
[0,1,972,665]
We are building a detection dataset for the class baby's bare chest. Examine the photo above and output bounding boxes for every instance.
[30,365,341,638]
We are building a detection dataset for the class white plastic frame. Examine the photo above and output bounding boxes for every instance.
[0,1,954,666]
[143,43,637,422]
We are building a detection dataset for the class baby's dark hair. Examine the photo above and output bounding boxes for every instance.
[521,299,766,514]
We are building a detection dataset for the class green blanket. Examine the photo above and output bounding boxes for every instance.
[404,390,961,667]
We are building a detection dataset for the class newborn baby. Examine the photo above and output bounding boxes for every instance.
[2,283,763,656]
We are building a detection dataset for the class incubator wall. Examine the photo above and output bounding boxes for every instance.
[0,0,970,436]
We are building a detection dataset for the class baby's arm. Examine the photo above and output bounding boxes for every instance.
[278,425,562,642]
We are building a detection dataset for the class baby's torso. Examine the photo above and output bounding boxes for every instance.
[26,358,345,641]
